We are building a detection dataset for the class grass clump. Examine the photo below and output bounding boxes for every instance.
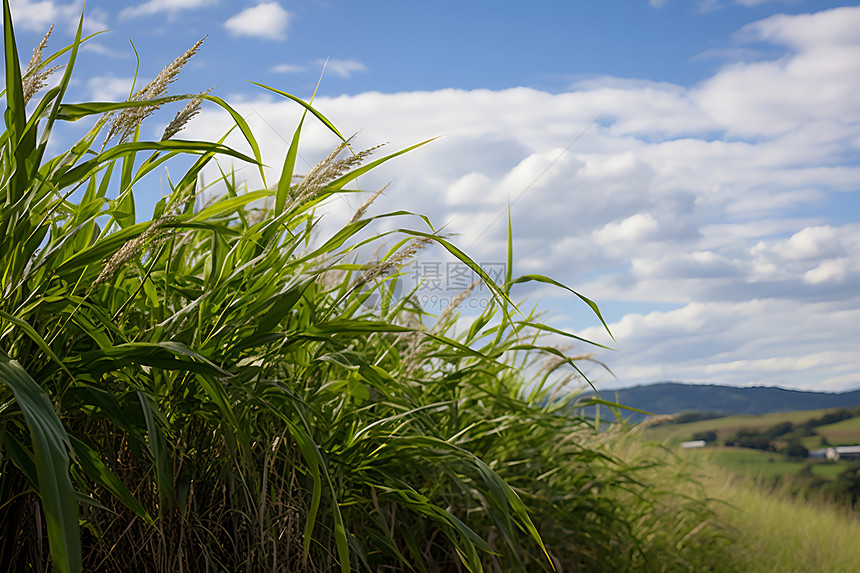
[1,4,736,572]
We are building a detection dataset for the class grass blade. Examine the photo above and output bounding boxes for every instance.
[0,354,81,573]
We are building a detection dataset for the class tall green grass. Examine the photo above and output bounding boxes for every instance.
[699,467,860,573]
[0,4,735,571]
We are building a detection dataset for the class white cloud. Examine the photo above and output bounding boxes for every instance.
[694,7,860,137]
[804,259,849,285]
[271,63,304,74]
[81,42,131,59]
[6,1,105,35]
[120,0,214,19]
[318,58,367,79]
[87,74,134,101]
[770,226,843,261]
[446,172,494,205]
[699,0,789,11]
[9,0,80,32]
[577,299,860,392]
[224,3,290,41]
[649,0,668,9]
[182,6,860,391]
[595,213,660,245]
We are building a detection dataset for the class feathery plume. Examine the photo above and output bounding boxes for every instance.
[22,26,61,104]
[161,90,210,140]
[434,279,480,331]
[398,296,428,372]
[106,37,206,144]
[287,141,386,210]
[355,236,437,288]
[93,182,196,287]
[348,183,390,225]
[93,219,171,287]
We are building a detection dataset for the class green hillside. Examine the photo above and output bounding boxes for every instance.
[681,447,853,479]
[642,407,858,446]
[642,407,860,510]
[817,416,860,445]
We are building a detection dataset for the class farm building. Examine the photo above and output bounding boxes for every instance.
[808,446,860,461]
[681,440,707,449]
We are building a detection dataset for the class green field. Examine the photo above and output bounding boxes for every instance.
[682,447,852,479]
[816,416,860,445]
[643,407,860,447]
[640,407,860,488]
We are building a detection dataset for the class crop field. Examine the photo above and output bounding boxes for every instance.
[816,416,860,445]
[642,407,843,444]
[682,447,852,479]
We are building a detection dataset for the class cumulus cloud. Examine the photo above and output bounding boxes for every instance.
[694,7,860,137]
[577,298,860,392]
[595,213,660,246]
[224,3,291,41]
[5,1,106,35]
[182,6,860,391]
[81,42,131,58]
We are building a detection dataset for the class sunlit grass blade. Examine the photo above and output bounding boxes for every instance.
[508,274,615,342]
[275,112,304,216]
[248,81,347,142]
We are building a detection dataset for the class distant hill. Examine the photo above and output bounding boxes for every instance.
[578,381,860,423]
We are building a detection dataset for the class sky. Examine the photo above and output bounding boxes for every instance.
[7,0,860,393]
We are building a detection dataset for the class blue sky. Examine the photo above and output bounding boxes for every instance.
[8,0,860,392]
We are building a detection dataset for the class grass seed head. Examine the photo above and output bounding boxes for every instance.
[93,222,163,287]
[434,279,481,331]
[161,90,210,140]
[348,182,390,225]
[22,25,61,104]
[106,37,206,144]
[356,236,437,288]
[93,188,193,287]
[289,141,386,209]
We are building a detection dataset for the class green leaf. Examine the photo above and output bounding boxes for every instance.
[301,320,413,340]
[0,354,81,573]
[137,392,174,510]
[57,140,259,188]
[275,112,305,216]
[79,341,231,378]
[4,0,33,207]
[324,139,436,194]
[508,274,615,342]
[248,82,347,142]
[0,309,75,380]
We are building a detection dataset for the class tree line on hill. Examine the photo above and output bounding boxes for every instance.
[783,462,860,510]
[689,408,860,511]
[692,408,858,458]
